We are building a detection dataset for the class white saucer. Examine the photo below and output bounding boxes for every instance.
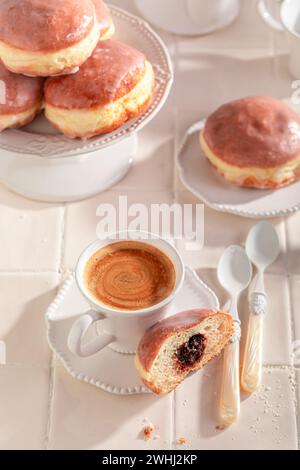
[177,118,300,219]
[46,267,219,395]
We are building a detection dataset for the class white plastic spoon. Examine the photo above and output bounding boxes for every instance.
[241,222,280,394]
[218,246,252,426]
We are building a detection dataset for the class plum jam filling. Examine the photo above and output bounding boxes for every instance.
[176,334,207,368]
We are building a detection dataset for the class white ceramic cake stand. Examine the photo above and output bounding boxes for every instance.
[46,267,219,395]
[0,5,173,203]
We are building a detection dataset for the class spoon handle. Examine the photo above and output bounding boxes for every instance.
[241,293,266,394]
[219,339,240,427]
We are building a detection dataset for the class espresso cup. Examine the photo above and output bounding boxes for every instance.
[67,231,185,356]
[258,0,300,78]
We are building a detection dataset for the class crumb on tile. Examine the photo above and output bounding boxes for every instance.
[143,424,155,441]
[216,424,227,431]
[177,437,187,446]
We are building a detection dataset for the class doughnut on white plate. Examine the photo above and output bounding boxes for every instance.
[46,267,219,395]
[177,100,300,219]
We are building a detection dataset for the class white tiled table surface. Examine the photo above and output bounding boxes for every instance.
[0,0,299,450]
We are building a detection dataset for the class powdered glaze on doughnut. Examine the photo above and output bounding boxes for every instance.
[92,0,113,33]
[0,61,43,114]
[203,97,300,168]
[0,0,95,52]
[44,40,146,109]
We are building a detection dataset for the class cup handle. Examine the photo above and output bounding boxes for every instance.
[257,0,284,32]
[67,310,115,357]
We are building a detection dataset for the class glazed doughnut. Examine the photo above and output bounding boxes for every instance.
[0,0,99,77]
[44,39,155,139]
[200,96,300,189]
[135,309,233,395]
[92,0,115,39]
[0,61,43,131]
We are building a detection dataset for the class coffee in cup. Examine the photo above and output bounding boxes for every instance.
[84,241,176,311]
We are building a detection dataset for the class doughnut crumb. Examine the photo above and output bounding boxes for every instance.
[176,437,187,446]
[143,424,155,441]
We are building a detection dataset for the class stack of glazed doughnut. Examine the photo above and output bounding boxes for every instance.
[0,0,155,138]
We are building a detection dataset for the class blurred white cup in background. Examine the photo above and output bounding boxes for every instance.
[258,0,300,78]
[134,0,240,36]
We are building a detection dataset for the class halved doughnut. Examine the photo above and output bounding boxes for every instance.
[135,309,233,395]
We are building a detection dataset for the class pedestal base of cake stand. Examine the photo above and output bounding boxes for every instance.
[0,133,137,203]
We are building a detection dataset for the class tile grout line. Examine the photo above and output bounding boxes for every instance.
[171,36,180,451]
[44,355,56,450]
[263,365,296,371]
[44,203,67,450]
[172,44,180,195]
[58,203,68,274]
[0,363,295,370]
[283,217,300,450]
[0,269,290,277]
[172,391,177,450]
[0,270,59,275]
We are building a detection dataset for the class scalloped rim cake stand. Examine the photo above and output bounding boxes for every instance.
[177,102,300,219]
[46,267,219,396]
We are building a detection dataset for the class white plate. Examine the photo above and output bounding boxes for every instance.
[177,117,300,219]
[46,267,219,395]
[134,0,240,37]
[0,4,173,159]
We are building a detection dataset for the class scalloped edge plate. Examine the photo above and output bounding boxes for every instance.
[46,267,219,395]
[0,4,173,159]
[177,101,300,219]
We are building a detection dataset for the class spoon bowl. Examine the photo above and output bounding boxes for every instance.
[218,245,253,298]
[246,221,280,270]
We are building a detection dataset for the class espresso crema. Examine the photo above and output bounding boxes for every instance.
[84,241,176,311]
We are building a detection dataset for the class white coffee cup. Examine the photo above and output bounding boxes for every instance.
[134,0,240,36]
[258,0,300,78]
[67,231,185,357]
